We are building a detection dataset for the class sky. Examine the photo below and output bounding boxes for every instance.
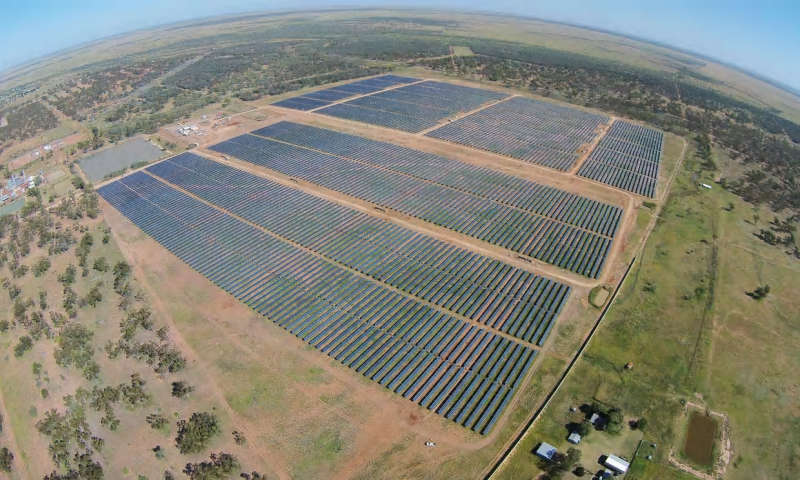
[2,0,799,89]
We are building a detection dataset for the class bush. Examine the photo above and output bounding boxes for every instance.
[175,412,221,454]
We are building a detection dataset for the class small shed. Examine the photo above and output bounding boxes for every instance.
[590,413,601,424]
[567,432,581,444]
[535,442,558,461]
[603,454,630,474]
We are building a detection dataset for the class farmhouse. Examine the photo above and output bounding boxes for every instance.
[534,442,558,461]
[603,454,630,474]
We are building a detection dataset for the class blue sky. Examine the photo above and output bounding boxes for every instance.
[2,0,799,89]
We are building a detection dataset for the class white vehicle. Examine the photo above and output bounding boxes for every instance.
[424,441,436,447]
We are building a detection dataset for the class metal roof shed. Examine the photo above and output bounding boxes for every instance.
[567,432,581,444]
[603,454,630,474]
[535,442,558,461]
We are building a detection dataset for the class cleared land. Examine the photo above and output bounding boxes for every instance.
[78,137,164,181]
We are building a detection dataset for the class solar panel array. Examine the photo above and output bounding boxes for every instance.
[209,122,622,278]
[315,81,510,133]
[426,97,610,171]
[271,74,419,111]
[99,170,545,434]
[148,152,571,345]
[577,120,664,197]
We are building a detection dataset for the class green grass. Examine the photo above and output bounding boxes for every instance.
[499,146,800,480]
[451,46,474,56]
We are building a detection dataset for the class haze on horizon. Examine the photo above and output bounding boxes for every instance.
[1,0,799,91]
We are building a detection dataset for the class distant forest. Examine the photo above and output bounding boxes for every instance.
[2,18,800,217]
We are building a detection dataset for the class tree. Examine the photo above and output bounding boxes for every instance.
[576,419,593,437]
[749,284,771,300]
[32,257,51,277]
[172,381,195,399]
[183,452,239,480]
[564,448,582,468]
[147,413,169,430]
[93,257,109,272]
[175,412,221,454]
[636,417,649,431]
[753,214,760,225]
[574,465,587,477]
[14,335,33,357]
[0,447,12,472]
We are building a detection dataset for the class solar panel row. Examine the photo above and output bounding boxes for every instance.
[148,152,572,345]
[252,122,622,238]
[99,171,540,434]
[426,96,610,171]
[577,120,664,197]
[209,131,616,278]
[316,80,510,133]
[271,74,420,111]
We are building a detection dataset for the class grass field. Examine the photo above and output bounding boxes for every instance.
[495,138,800,480]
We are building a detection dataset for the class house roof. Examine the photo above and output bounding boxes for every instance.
[535,442,557,460]
[568,432,581,443]
[604,454,630,473]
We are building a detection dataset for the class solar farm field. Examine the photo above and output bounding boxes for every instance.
[210,122,623,279]
[98,169,551,435]
[314,80,510,133]
[148,152,571,345]
[426,96,610,171]
[271,74,420,111]
[577,120,664,197]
